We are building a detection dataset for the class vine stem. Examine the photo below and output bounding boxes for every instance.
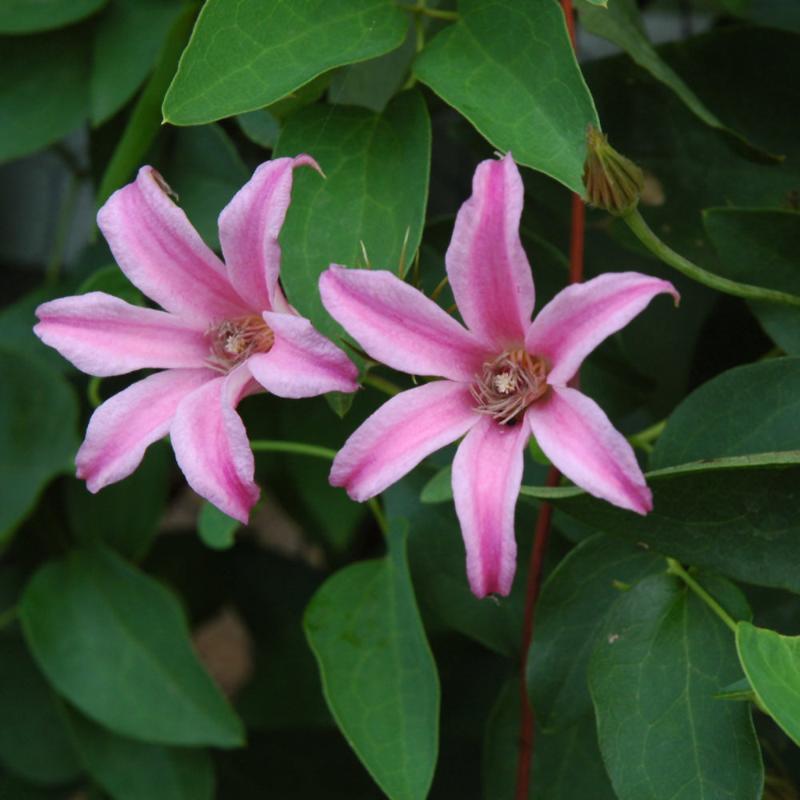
[666,558,738,633]
[516,5,582,795]
[250,440,337,460]
[623,207,800,308]
[249,440,389,535]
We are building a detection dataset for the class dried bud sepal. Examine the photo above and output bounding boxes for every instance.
[582,125,644,216]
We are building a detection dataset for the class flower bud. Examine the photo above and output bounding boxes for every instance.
[582,126,644,215]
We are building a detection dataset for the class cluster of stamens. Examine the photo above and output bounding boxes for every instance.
[207,315,274,371]
[471,349,549,425]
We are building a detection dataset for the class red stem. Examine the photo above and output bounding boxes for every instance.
[514,2,584,797]
[514,466,560,799]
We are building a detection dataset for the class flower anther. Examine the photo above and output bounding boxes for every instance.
[207,315,274,371]
[471,349,549,425]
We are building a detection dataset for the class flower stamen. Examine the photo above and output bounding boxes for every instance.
[471,349,549,425]
[207,314,274,371]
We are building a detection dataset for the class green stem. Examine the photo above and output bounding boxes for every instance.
[0,606,17,630]
[666,558,738,633]
[250,440,388,534]
[368,498,389,536]
[623,208,800,308]
[87,376,103,409]
[362,372,402,397]
[250,440,337,461]
[628,419,666,453]
[399,2,459,20]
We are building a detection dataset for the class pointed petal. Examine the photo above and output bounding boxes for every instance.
[170,365,260,523]
[97,166,247,324]
[331,380,477,501]
[526,386,652,514]
[76,368,213,492]
[320,266,488,381]
[247,311,358,398]
[34,292,209,376]
[452,416,527,598]
[218,155,321,311]
[446,153,534,346]
[526,272,679,385]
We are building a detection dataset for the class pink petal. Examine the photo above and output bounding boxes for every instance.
[97,166,247,325]
[452,415,528,598]
[526,386,652,514]
[247,311,358,398]
[320,266,488,381]
[331,380,477,501]
[218,155,321,312]
[445,153,534,347]
[170,365,260,523]
[34,292,209,376]
[76,368,214,492]
[526,272,679,385]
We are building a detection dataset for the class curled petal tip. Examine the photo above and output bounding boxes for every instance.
[294,153,325,179]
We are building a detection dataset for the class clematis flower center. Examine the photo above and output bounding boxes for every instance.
[207,315,274,371]
[471,348,549,425]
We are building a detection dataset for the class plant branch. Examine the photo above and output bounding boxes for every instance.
[623,208,800,308]
[666,558,738,633]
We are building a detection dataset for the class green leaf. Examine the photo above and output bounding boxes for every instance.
[0,348,79,547]
[65,709,215,800]
[652,358,800,468]
[162,0,407,125]
[0,0,106,33]
[590,573,763,800]
[235,108,280,149]
[64,443,171,561]
[328,21,415,112]
[304,519,439,800]
[0,288,72,373]
[736,622,800,746]
[528,453,800,594]
[576,0,775,161]
[20,545,244,748]
[90,0,185,125]
[274,89,430,344]
[414,0,599,194]
[703,208,800,353]
[163,123,249,249]
[483,679,615,800]
[197,502,240,550]
[528,534,661,731]
[0,28,89,163]
[97,4,198,205]
[420,465,451,504]
[0,638,81,786]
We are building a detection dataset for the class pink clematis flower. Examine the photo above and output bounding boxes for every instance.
[320,154,678,598]
[35,157,358,522]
